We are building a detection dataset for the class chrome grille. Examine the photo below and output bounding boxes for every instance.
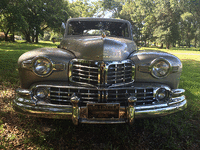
[70,59,134,87]
[50,87,98,105]
[50,87,154,106]
[70,60,99,86]
[107,63,132,85]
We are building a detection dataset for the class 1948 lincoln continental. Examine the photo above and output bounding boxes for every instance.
[14,18,187,125]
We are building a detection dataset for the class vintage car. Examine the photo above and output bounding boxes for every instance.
[14,18,187,125]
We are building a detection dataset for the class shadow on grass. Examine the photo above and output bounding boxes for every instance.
[1,109,199,150]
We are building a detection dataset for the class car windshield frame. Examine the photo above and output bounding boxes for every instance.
[66,20,131,39]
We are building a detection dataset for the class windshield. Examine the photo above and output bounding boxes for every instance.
[67,21,129,38]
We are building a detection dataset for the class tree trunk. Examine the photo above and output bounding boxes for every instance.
[194,36,197,48]
[188,40,191,48]
[25,33,31,42]
[166,43,170,49]
[173,42,175,47]
[4,29,10,41]
[5,33,8,41]
[160,43,163,49]
[178,40,180,48]
[35,30,39,43]
[11,33,15,42]
[32,35,35,43]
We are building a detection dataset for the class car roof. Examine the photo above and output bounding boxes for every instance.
[67,17,130,24]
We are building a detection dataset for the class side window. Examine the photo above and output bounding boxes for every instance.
[68,22,82,35]
[68,23,74,35]
[122,26,129,38]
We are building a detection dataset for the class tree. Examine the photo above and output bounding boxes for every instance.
[0,0,26,41]
[69,0,99,18]
[120,0,155,45]
[179,0,200,47]
[20,0,69,43]
[152,0,180,49]
[97,0,124,18]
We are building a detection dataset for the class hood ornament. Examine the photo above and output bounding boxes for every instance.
[100,62,105,71]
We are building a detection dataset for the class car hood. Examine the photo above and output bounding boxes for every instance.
[60,36,137,61]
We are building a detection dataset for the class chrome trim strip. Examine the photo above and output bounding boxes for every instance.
[135,100,187,118]
[16,89,30,95]
[172,89,185,96]
[170,95,185,105]
[80,119,126,124]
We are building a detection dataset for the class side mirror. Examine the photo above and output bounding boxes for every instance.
[61,22,66,36]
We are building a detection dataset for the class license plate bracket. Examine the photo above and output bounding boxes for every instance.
[87,103,120,119]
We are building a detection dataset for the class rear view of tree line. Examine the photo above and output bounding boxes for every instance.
[0,0,99,43]
[117,0,200,48]
[0,0,200,48]
[0,0,70,43]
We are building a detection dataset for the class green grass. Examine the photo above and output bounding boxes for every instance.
[0,40,59,85]
[0,41,199,149]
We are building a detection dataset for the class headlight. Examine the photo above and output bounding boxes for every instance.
[151,58,171,78]
[33,87,48,99]
[155,88,168,102]
[33,57,53,77]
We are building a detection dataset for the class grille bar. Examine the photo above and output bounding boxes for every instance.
[73,64,99,69]
[72,68,98,74]
[72,76,98,82]
[73,72,97,78]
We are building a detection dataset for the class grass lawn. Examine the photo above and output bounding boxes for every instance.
[0,41,200,149]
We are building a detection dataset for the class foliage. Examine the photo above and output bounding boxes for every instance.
[97,0,124,18]
[0,0,69,43]
[1,0,200,47]
[20,0,69,43]
[69,0,99,18]
[0,0,26,41]
[119,0,200,48]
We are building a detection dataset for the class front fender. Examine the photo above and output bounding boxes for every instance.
[18,48,75,89]
[129,50,182,89]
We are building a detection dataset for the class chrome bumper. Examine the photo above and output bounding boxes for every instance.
[14,86,187,125]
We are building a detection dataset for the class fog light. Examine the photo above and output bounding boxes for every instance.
[35,88,48,99]
[156,88,167,101]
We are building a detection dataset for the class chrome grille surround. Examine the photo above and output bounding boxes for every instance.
[48,86,156,106]
[69,59,135,87]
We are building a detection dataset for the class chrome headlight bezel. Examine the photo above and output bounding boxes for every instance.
[150,58,172,79]
[32,57,53,77]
